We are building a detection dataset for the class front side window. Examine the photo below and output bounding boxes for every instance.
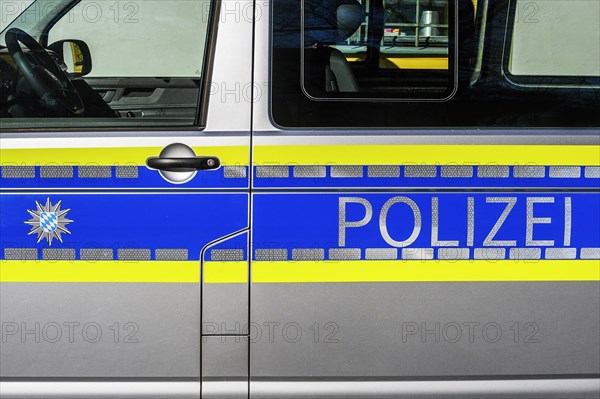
[0,0,213,129]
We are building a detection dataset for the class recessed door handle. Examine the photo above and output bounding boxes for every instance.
[146,156,221,172]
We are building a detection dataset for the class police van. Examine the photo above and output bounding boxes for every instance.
[0,0,599,397]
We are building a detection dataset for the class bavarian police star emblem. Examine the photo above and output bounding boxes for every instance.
[25,198,73,245]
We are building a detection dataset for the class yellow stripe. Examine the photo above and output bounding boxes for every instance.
[0,147,248,167]
[204,261,248,283]
[254,145,600,166]
[252,260,600,283]
[381,57,448,70]
[345,56,448,70]
[0,260,246,283]
[2,260,597,283]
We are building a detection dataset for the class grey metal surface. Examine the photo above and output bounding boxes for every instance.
[202,337,248,399]
[202,283,248,335]
[0,382,201,399]
[1,379,598,398]
[250,282,600,377]
[0,283,200,377]
[249,379,600,398]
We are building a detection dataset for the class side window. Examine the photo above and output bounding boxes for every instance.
[271,0,599,128]
[508,0,600,78]
[48,1,208,78]
[0,0,213,128]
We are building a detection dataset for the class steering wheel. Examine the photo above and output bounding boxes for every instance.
[5,28,84,115]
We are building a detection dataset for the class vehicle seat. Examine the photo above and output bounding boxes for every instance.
[304,0,365,93]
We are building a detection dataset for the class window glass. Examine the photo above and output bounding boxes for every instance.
[0,0,213,128]
[0,0,35,32]
[509,0,600,77]
[380,0,449,70]
[300,0,455,100]
[48,1,208,78]
[271,0,600,128]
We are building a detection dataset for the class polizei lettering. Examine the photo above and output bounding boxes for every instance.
[338,196,572,248]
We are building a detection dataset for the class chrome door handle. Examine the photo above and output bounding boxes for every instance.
[146,156,220,172]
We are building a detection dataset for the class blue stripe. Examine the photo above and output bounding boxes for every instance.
[252,193,600,260]
[0,193,248,261]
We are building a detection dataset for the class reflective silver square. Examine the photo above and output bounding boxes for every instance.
[42,248,75,260]
[328,248,361,260]
[210,249,244,262]
[80,248,114,260]
[441,166,473,178]
[509,248,541,260]
[156,249,189,261]
[365,248,397,260]
[115,166,139,179]
[404,165,437,178]
[545,248,577,260]
[256,166,289,178]
[549,166,581,178]
[438,248,470,260]
[255,249,288,261]
[477,166,509,178]
[330,166,363,178]
[402,248,434,260]
[4,248,37,260]
[78,166,112,178]
[294,165,326,178]
[223,166,247,179]
[513,166,545,178]
[292,248,325,261]
[40,166,73,179]
[2,166,35,178]
[474,248,505,260]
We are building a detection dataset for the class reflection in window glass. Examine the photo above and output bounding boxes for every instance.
[301,0,455,99]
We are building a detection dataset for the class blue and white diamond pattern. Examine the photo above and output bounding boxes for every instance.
[40,212,58,233]
[25,198,73,245]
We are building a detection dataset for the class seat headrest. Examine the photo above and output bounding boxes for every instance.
[304,0,365,45]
